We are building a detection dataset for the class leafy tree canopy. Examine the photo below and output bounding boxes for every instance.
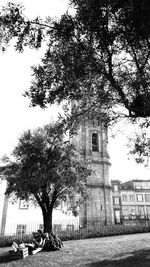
[0,123,91,232]
[128,128,150,166]
[0,1,150,153]
[0,1,150,117]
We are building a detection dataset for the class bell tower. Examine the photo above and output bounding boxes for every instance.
[74,118,114,227]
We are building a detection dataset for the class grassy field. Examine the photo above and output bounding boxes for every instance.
[1,233,150,266]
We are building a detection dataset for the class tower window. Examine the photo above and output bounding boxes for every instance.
[92,133,99,151]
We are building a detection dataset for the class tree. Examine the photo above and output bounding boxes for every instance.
[128,129,150,166]
[0,124,91,233]
[0,1,150,140]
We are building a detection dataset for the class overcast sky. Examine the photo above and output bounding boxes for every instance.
[0,0,149,181]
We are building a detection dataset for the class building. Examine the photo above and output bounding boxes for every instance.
[111,180,122,224]
[111,179,150,225]
[73,118,114,227]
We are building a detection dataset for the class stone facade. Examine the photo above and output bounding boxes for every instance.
[111,179,150,225]
[73,119,114,227]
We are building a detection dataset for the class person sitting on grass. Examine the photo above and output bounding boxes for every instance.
[26,231,44,254]
[12,230,44,254]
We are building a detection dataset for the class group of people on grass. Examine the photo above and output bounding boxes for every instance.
[12,229,63,254]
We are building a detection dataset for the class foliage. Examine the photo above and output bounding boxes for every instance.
[24,0,150,124]
[0,2,48,52]
[128,129,150,166]
[1,224,150,247]
[0,123,91,232]
[0,234,33,247]
[60,223,150,241]
[1,1,150,153]
[0,2,150,122]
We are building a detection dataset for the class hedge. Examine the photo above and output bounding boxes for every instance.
[1,224,150,247]
[60,224,150,241]
[0,234,33,248]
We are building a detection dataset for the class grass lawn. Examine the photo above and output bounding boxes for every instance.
[1,233,150,266]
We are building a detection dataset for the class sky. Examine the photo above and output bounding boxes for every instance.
[0,0,149,182]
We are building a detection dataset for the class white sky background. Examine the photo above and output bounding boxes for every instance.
[0,0,149,181]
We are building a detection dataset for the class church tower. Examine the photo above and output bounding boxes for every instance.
[74,118,114,227]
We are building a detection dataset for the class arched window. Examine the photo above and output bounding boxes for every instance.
[92,133,99,151]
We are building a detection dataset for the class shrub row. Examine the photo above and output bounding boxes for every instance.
[60,224,150,241]
[1,224,150,247]
[0,234,32,248]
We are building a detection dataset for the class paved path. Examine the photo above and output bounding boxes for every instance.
[1,233,150,266]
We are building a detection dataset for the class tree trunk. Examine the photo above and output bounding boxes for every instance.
[42,208,53,233]
[42,208,63,251]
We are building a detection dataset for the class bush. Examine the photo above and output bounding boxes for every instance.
[0,234,32,247]
[59,224,150,241]
[1,224,150,247]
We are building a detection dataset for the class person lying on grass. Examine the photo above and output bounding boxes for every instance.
[12,230,63,253]
[12,230,44,254]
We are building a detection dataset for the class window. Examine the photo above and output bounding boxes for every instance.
[53,224,62,232]
[66,224,74,231]
[129,195,135,202]
[136,194,143,202]
[123,215,129,219]
[135,182,150,190]
[136,183,142,189]
[122,206,129,216]
[113,197,120,205]
[122,194,127,202]
[114,210,121,224]
[143,182,150,189]
[138,206,145,217]
[92,133,99,151]
[135,182,142,189]
[16,224,26,236]
[19,199,28,209]
[129,206,136,215]
[146,206,150,217]
[114,185,118,192]
[145,194,150,202]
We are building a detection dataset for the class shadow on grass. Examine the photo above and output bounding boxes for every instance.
[86,248,150,267]
[0,251,21,264]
